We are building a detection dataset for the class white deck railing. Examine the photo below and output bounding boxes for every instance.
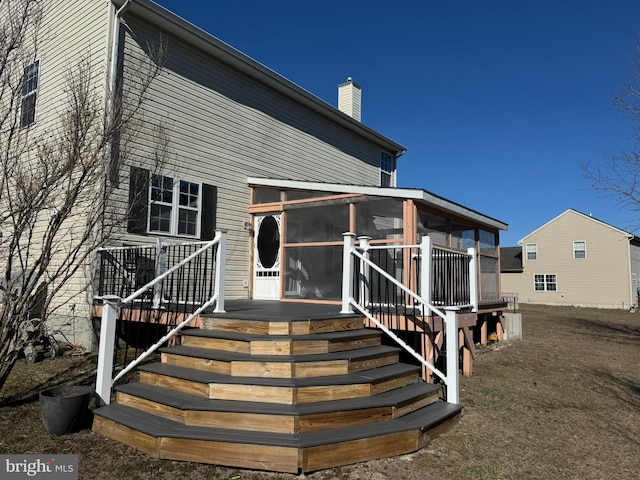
[341,233,477,404]
[95,231,227,405]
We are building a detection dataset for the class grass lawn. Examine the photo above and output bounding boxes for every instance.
[1,303,638,479]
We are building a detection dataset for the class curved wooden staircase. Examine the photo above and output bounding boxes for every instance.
[92,309,462,474]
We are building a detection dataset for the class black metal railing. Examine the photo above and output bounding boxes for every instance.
[95,240,219,372]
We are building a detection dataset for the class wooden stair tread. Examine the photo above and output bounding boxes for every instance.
[115,381,441,416]
[160,344,399,363]
[138,362,419,388]
[93,400,461,448]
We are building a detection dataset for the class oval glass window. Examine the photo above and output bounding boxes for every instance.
[257,216,280,268]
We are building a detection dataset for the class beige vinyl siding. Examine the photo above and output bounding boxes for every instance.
[114,14,393,299]
[7,0,112,349]
[512,210,633,309]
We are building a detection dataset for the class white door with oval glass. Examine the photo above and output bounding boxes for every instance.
[253,214,281,300]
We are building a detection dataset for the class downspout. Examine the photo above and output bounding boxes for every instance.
[105,0,134,182]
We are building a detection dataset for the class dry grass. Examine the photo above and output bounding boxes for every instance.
[1,304,639,479]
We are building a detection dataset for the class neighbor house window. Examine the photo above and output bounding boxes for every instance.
[20,60,40,127]
[534,274,557,291]
[526,243,537,260]
[573,241,586,259]
[128,167,218,240]
[380,151,394,187]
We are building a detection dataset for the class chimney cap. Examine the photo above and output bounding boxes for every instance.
[339,77,361,89]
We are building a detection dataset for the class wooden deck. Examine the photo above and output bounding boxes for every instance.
[92,303,462,473]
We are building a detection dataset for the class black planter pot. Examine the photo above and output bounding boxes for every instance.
[39,385,93,436]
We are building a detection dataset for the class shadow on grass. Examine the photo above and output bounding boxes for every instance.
[0,357,97,408]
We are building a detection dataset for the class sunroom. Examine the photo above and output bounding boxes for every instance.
[248,177,508,319]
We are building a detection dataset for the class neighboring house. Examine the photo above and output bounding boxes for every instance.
[4,0,508,347]
[501,209,640,309]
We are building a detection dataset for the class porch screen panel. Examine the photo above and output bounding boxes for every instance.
[480,256,499,300]
[283,246,343,300]
[417,211,448,246]
[355,198,403,240]
[285,204,349,243]
[451,223,475,250]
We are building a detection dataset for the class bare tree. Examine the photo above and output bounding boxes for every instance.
[0,0,167,391]
[582,41,640,215]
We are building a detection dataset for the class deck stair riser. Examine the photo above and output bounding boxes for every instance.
[180,328,382,355]
[114,381,442,434]
[160,344,400,378]
[138,363,420,404]
[93,309,462,473]
[203,316,363,335]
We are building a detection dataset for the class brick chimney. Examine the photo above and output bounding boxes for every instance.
[338,77,361,122]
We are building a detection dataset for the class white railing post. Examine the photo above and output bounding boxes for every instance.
[358,236,372,309]
[213,231,227,313]
[444,307,460,404]
[341,233,356,313]
[95,295,120,406]
[467,247,478,312]
[153,238,168,308]
[420,235,433,315]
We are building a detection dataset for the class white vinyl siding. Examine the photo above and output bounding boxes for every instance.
[116,15,393,299]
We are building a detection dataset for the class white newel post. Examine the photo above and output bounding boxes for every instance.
[341,233,356,313]
[213,231,227,313]
[96,295,120,406]
[420,235,433,315]
[467,247,478,312]
[444,307,460,404]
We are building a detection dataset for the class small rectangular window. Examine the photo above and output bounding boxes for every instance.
[380,151,393,187]
[534,274,557,291]
[526,243,537,260]
[20,60,40,127]
[573,241,586,259]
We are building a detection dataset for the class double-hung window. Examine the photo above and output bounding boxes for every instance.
[128,167,217,240]
[526,243,537,260]
[149,174,201,237]
[380,151,394,187]
[20,60,40,127]
[534,274,557,291]
[573,241,586,259]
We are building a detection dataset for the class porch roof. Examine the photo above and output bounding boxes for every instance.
[248,178,509,231]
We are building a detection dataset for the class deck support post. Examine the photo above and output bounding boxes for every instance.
[341,233,356,313]
[444,307,460,404]
[96,295,120,406]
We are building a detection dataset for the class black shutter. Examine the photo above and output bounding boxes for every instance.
[128,167,150,234]
[200,184,217,240]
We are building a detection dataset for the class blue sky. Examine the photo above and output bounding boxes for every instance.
[155,0,640,246]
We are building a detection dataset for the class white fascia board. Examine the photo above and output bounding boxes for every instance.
[248,177,508,231]
[111,0,406,156]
